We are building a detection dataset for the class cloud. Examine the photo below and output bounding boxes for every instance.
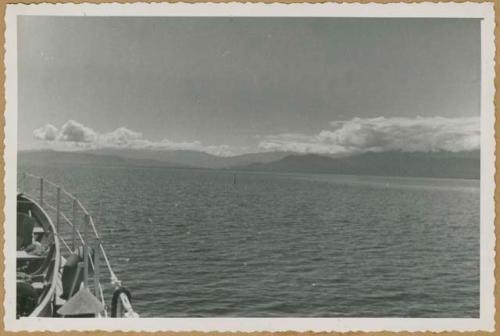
[59,120,97,143]
[259,133,347,154]
[152,139,232,156]
[259,116,480,155]
[33,121,233,156]
[96,127,232,155]
[97,127,232,156]
[99,127,144,147]
[33,124,59,141]
[33,117,479,157]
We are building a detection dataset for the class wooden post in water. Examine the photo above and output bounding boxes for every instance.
[83,214,90,288]
[39,178,44,206]
[72,198,77,251]
[56,187,61,233]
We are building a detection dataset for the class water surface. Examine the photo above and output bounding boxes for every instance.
[18,163,479,317]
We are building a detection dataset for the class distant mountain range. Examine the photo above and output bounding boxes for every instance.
[241,150,480,179]
[18,149,480,179]
[18,149,181,168]
[17,149,291,170]
[88,148,290,169]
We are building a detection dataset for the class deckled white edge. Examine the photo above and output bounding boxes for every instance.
[3,2,496,332]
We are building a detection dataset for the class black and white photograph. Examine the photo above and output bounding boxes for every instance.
[3,2,496,332]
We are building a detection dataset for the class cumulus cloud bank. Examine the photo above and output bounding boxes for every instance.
[100,127,143,146]
[59,120,97,143]
[32,120,232,156]
[33,120,97,143]
[34,117,479,157]
[33,124,59,141]
[259,116,480,155]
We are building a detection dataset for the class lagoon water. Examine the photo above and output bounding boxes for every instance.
[18,163,479,317]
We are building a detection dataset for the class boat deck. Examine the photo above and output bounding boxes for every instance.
[16,173,138,318]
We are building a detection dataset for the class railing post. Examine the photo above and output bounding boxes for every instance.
[94,239,100,297]
[39,178,44,206]
[56,187,61,233]
[83,214,89,288]
[72,198,77,251]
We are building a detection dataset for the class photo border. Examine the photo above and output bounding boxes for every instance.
[1,1,497,334]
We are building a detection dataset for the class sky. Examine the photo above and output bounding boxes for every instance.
[18,16,481,156]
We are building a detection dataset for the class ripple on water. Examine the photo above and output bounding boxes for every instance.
[19,164,480,318]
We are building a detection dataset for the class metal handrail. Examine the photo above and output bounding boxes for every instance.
[19,172,138,318]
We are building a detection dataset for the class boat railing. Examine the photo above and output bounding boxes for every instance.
[28,196,61,317]
[19,172,138,318]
